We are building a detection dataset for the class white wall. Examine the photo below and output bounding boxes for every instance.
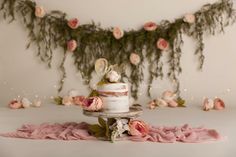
[0,0,235,106]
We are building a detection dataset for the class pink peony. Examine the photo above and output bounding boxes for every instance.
[214,98,225,110]
[156,38,169,51]
[67,40,77,52]
[8,100,22,109]
[113,27,124,40]
[81,97,103,111]
[130,53,141,65]
[73,96,86,106]
[129,120,149,136]
[203,98,214,111]
[62,96,74,106]
[183,13,195,24]
[35,6,46,18]
[67,18,79,29]
[143,22,158,31]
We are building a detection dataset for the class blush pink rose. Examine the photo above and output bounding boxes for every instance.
[62,96,74,106]
[67,18,79,29]
[73,96,86,106]
[129,120,149,136]
[203,98,214,111]
[156,38,169,51]
[113,27,124,40]
[214,98,225,110]
[81,97,103,111]
[67,40,77,52]
[35,6,46,18]
[143,22,158,31]
[8,100,22,109]
[130,53,141,65]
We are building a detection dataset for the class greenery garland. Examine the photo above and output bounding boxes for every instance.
[0,0,235,99]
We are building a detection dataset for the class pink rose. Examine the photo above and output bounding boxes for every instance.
[143,22,157,31]
[81,97,103,111]
[130,53,141,65]
[156,38,169,51]
[67,40,77,52]
[67,18,79,29]
[183,13,195,24]
[62,96,74,106]
[113,27,124,40]
[167,100,178,108]
[129,120,149,136]
[148,100,157,109]
[35,6,46,18]
[73,96,86,106]
[214,98,225,110]
[8,100,22,109]
[203,98,214,111]
[162,91,176,101]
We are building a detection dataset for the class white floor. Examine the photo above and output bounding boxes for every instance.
[0,104,236,157]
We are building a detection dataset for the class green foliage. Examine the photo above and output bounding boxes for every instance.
[0,0,235,99]
[54,96,63,105]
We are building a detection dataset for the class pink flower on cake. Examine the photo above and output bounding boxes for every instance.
[35,6,46,18]
[113,27,124,40]
[8,100,22,109]
[143,22,158,31]
[130,53,141,65]
[106,70,121,83]
[67,18,79,29]
[156,38,169,51]
[129,120,149,136]
[203,98,214,111]
[81,97,103,111]
[67,40,77,52]
[73,96,86,106]
[62,96,74,106]
[183,13,196,24]
[214,98,225,110]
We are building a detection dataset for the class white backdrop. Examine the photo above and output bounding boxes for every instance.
[0,0,235,106]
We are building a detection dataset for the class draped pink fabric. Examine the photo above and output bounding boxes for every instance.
[0,122,221,143]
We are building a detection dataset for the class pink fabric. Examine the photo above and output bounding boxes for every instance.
[0,123,221,143]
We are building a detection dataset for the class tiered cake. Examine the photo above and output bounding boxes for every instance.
[97,83,129,113]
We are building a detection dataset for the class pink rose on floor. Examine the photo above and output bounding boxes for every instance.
[113,27,124,40]
[129,120,149,136]
[67,40,77,52]
[8,100,22,109]
[130,53,141,65]
[156,38,169,51]
[35,6,46,18]
[67,18,79,29]
[167,100,178,108]
[81,97,103,111]
[214,98,225,110]
[62,96,74,106]
[143,22,158,31]
[148,100,157,109]
[203,98,214,111]
[73,96,86,106]
[183,13,196,24]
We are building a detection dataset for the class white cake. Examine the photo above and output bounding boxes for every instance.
[97,83,129,113]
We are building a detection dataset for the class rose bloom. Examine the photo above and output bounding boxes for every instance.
[81,97,103,111]
[8,100,22,109]
[156,38,169,51]
[62,96,74,106]
[214,98,225,110]
[113,27,124,40]
[130,53,141,65]
[183,13,196,24]
[73,96,86,106]
[129,120,149,136]
[106,70,121,83]
[162,90,176,101]
[148,100,157,110]
[203,98,214,111]
[35,6,46,18]
[67,40,77,52]
[67,18,79,29]
[143,22,157,31]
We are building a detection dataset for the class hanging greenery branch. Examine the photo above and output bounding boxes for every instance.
[0,0,235,99]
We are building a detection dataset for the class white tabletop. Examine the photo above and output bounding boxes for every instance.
[0,104,235,157]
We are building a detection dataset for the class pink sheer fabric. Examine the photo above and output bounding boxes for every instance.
[0,123,221,143]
